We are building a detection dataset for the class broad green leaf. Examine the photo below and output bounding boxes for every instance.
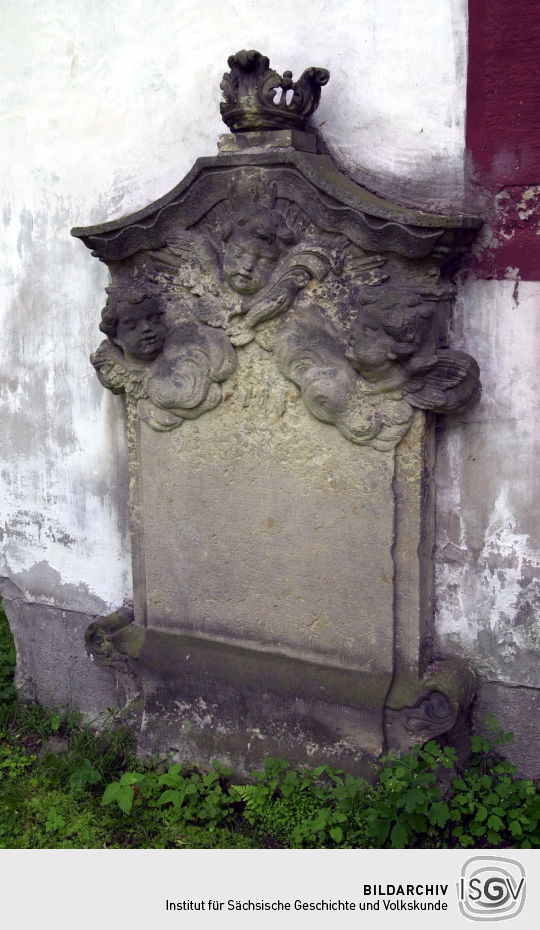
[120,772,147,786]
[429,801,450,828]
[102,782,121,805]
[116,785,134,814]
[487,814,504,831]
[475,804,488,822]
[390,822,408,848]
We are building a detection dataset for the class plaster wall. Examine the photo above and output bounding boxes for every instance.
[435,279,540,688]
[1,0,469,613]
[433,0,540,735]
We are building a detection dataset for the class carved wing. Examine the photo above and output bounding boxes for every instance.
[90,340,148,399]
[149,229,221,277]
[144,229,227,322]
[406,350,481,413]
[342,250,388,286]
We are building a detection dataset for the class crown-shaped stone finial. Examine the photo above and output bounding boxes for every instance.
[220,49,329,133]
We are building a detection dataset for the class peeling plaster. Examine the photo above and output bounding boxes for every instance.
[3,559,109,615]
[467,185,540,280]
[1,0,469,613]
[436,488,540,684]
[435,279,540,686]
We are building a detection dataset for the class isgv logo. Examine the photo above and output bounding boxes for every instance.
[458,857,526,921]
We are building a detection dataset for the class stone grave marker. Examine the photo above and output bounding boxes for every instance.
[73,51,480,774]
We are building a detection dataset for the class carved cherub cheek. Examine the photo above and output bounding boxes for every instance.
[347,324,384,352]
[225,243,274,269]
[347,331,397,365]
[224,248,278,295]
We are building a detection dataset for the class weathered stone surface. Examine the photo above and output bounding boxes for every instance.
[141,341,395,670]
[0,577,123,716]
[473,681,540,780]
[217,129,318,154]
[385,656,477,751]
[137,630,388,777]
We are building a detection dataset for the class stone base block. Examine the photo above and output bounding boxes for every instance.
[473,680,540,780]
[137,630,389,779]
[0,578,124,719]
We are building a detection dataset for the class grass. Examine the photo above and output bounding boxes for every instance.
[1,599,539,849]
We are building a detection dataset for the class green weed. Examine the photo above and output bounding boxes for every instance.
[1,600,539,849]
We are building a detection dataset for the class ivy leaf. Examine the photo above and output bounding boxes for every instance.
[329,826,343,843]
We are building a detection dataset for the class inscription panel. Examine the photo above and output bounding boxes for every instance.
[141,343,395,673]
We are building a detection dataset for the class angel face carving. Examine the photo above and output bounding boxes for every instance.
[273,289,480,451]
[222,207,295,295]
[92,292,237,432]
[346,292,433,383]
[90,187,479,446]
[100,295,167,363]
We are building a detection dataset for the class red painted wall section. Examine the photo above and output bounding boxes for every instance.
[467,0,540,279]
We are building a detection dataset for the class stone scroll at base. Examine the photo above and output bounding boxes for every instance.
[74,50,481,774]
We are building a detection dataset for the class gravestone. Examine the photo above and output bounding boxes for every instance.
[74,51,480,774]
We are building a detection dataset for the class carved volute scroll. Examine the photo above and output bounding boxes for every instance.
[73,51,482,768]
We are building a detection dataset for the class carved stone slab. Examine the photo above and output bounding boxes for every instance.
[73,51,480,773]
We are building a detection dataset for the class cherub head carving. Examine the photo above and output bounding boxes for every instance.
[222,207,295,295]
[346,289,433,382]
[100,292,166,363]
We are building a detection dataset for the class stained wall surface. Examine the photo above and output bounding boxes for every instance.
[0,0,469,613]
[434,0,540,715]
[1,0,539,761]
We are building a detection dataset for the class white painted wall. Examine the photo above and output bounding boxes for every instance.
[0,0,469,613]
[435,278,540,688]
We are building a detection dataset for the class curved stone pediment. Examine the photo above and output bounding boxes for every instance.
[74,130,480,449]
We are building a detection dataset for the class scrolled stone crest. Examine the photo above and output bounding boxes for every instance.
[220,49,329,132]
